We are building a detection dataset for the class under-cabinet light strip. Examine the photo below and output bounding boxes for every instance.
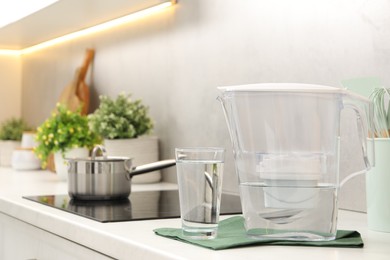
[0,49,19,55]
[0,1,175,56]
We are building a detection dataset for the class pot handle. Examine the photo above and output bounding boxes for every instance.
[125,159,176,180]
[91,145,107,159]
[124,159,133,180]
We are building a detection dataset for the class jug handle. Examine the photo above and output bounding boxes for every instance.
[217,96,237,149]
[339,103,375,187]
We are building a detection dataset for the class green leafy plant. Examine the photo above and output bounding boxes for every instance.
[88,93,153,139]
[0,118,31,141]
[34,103,100,168]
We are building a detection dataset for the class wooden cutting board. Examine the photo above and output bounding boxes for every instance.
[58,49,94,114]
[76,49,94,115]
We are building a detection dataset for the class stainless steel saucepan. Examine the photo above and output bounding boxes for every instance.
[66,145,176,200]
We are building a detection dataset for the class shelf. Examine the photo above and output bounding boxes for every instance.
[0,0,171,50]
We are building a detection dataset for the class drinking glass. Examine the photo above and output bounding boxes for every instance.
[175,147,225,239]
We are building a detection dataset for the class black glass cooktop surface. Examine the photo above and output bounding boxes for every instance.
[23,190,242,223]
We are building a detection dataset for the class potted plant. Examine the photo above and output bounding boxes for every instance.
[34,103,100,181]
[0,118,31,166]
[88,93,160,183]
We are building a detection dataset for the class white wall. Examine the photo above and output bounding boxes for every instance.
[0,55,21,121]
[20,0,390,211]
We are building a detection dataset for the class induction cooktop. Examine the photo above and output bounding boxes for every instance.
[23,190,242,223]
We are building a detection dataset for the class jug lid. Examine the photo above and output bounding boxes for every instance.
[218,83,344,93]
[218,83,370,103]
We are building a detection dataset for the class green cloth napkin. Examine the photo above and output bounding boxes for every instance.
[154,216,364,250]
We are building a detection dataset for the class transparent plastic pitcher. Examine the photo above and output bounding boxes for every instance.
[217,83,373,241]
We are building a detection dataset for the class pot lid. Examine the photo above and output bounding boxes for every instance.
[65,156,131,162]
[65,145,131,162]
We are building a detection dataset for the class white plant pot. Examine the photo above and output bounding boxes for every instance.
[21,131,38,148]
[103,136,161,184]
[11,148,41,171]
[54,147,89,181]
[0,140,21,167]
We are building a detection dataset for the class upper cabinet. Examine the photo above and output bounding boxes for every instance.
[0,0,172,50]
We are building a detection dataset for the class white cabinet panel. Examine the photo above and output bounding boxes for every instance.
[0,212,112,260]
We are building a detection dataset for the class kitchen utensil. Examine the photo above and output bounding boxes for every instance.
[369,87,390,138]
[66,145,176,200]
[217,83,373,241]
[76,49,94,115]
[58,49,94,115]
[55,147,89,181]
[58,68,82,113]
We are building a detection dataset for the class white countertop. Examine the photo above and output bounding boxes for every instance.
[0,168,389,259]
